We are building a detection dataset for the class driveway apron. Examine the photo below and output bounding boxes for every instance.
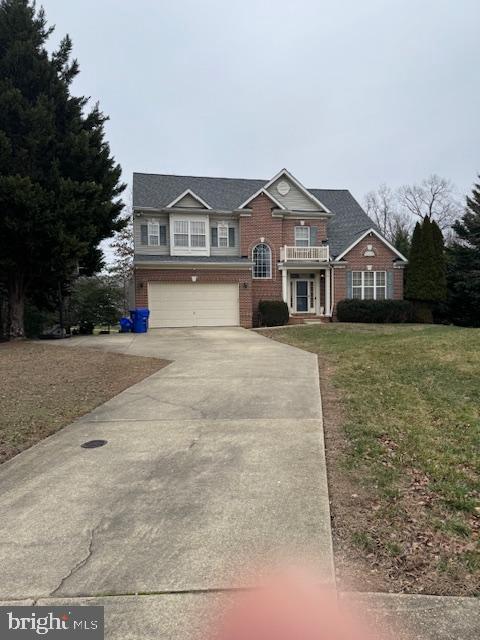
[0,328,334,638]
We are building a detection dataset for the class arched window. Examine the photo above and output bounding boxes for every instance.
[252,243,272,278]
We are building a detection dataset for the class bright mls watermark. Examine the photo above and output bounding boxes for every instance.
[0,607,103,640]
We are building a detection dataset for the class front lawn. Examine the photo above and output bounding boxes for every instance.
[260,324,480,595]
[0,341,169,464]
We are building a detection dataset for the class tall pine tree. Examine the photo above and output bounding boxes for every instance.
[406,216,447,321]
[0,0,125,337]
[447,178,480,326]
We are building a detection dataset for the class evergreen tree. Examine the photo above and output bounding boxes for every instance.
[405,221,424,300]
[430,219,447,301]
[406,217,447,321]
[448,178,480,326]
[392,225,411,259]
[0,0,125,337]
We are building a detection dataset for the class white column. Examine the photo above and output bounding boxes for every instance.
[282,268,288,306]
[324,268,331,316]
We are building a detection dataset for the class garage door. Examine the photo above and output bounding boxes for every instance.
[148,283,240,328]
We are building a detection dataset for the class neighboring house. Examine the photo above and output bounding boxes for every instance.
[133,168,407,328]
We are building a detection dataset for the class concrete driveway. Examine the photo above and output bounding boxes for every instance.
[0,328,333,638]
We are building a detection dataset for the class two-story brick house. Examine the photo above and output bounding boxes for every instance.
[133,169,407,328]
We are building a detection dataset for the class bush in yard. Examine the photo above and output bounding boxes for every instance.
[337,299,415,323]
[258,300,289,327]
[68,276,123,330]
[24,303,58,338]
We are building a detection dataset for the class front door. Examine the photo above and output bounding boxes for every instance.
[295,279,314,313]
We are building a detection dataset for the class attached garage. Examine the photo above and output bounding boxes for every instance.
[148,282,240,328]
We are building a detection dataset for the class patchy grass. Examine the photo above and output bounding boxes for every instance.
[0,341,169,464]
[260,324,480,595]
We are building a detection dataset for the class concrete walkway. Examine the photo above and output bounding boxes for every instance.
[0,328,333,637]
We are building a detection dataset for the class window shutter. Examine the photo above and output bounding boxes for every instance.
[228,227,235,247]
[310,226,318,246]
[346,271,353,298]
[387,271,394,299]
[140,224,148,245]
[159,225,167,245]
[211,227,218,246]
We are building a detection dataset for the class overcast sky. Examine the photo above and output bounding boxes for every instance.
[42,0,479,207]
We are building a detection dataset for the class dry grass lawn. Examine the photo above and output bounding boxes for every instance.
[260,323,480,596]
[0,341,169,464]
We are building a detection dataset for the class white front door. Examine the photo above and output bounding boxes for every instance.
[294,279,315,313]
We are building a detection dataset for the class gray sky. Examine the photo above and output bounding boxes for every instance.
[43,0,480,206]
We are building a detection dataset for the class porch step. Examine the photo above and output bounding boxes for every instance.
[288,315,325,325]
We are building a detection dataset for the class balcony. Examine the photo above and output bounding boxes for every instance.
[280,245,329,262]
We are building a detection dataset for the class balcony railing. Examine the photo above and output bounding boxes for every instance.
[280,245,329,262]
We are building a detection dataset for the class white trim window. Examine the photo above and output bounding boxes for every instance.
[173,220,206,248]
[173,220,189,247]
[218,222,229,247]
[148,221,160,246]
[295,226,310,247]
[190,220,206,247]
[252,243,272,279]
[352,271,386,300]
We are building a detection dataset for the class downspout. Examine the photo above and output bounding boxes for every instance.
[330,267,335,317]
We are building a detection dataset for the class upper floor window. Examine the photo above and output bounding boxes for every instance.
[352,271,386,300]
[148,221,159,245]
[173,220,206,248]
[190,220,206,247]
[141,221,167,246]
[253,243,272,279]
[211,223,236,248]
[218,223,229,247]
[295,226,310,247]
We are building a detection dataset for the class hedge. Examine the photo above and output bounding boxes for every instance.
[336,299,415,323]
[258,300,289,327]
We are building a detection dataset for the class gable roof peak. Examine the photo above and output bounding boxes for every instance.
[165,188,212,209]
[263,168,332,213]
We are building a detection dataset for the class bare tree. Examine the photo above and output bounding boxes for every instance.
[365,184,413,242]
[397,174,461,231]
[108,208,134,314]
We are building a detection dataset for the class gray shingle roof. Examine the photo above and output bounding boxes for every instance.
[133,173,266,212]
[133,173,379,258]
[309,189,380,257]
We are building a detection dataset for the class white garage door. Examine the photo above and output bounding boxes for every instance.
[148,283,240,328]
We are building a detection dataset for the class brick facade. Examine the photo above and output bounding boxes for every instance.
[332,232,405,315]
[135,207,405,328]
[240,193,329,324]
[134,267,253,328]
[282,218,328,246]
[240,193,283,323]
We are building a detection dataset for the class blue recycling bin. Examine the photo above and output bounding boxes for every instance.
[119,317,133,333]
[130,308,150,333]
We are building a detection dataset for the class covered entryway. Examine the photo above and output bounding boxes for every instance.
[148,282,240,327]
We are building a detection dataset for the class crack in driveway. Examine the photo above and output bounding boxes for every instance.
[49,519,103,597]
